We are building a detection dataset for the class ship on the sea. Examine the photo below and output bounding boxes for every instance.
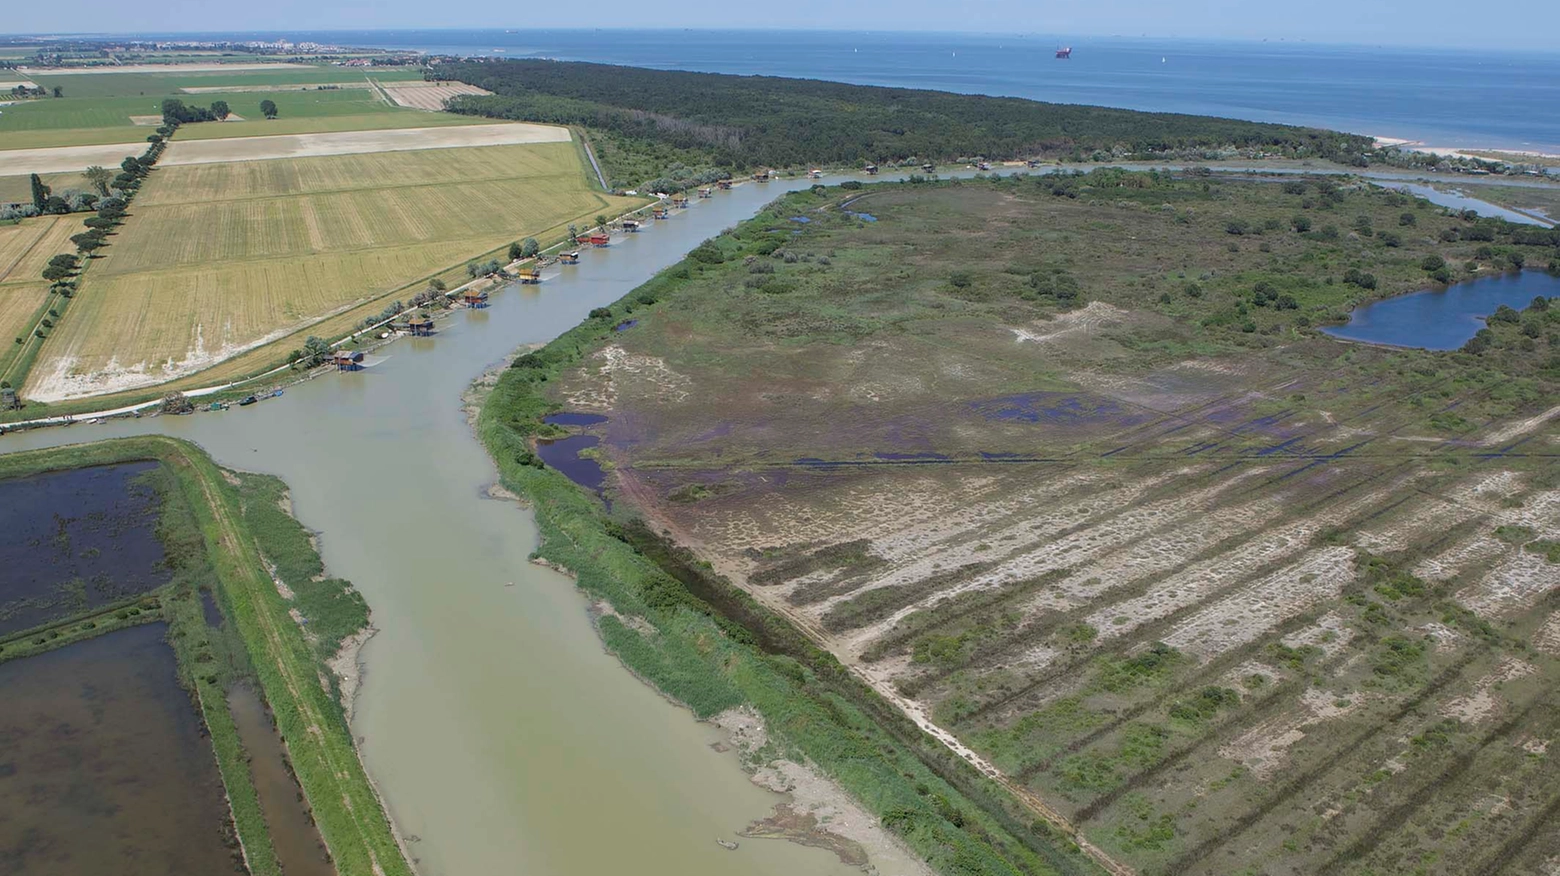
[1055,46,1072,59]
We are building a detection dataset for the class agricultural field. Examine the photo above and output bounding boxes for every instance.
[25,138,636,401]
[0,64,454,152]
[527,176,1560,875]
[0,215,81,374]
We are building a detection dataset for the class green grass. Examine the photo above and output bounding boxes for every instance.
[27,66,422,98]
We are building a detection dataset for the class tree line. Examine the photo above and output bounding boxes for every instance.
[436,59,1375,177]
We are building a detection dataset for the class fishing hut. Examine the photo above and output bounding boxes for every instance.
[651,206,669,219]
[394,313,435,336]
[752,170,771,182]
[518,266,542,284]
[716,179,733,190]
[583,233,610,247]
[621,218,642,232]
[864,163,878,175]
[332,350,365,371]
[697,187,712,198]
[462,288,490,308]
[808,168,822,179]
[921,163,935,173]
[671,193,689,208]
[560,250,580,264]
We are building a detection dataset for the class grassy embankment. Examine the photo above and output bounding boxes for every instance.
[476,249,1107,876]
[0,436,407,876]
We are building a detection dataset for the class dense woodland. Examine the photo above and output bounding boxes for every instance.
[439,60,1375,186]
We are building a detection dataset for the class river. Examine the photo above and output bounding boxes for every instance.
[0,165,1537,875]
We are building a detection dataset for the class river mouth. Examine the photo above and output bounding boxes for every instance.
[0,623,239,875]
[1322,269,1560,349]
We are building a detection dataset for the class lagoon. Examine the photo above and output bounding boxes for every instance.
[1323,270,1560,350]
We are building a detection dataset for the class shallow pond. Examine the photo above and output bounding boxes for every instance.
[228,683,334,876]
[1323,269,1560,349]
[535,433,607,493]
[0,461,168,636]
[0,623,236,875]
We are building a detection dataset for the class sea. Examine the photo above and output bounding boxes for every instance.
[126,29,1560,153]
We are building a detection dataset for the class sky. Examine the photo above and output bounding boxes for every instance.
[9,0,1560,52]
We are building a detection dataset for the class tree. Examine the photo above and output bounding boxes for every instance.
[595,214,608,230]
[508,241,523,262]
[259,99,278,120]
[51,86,62,98]
[29,174,49,212]
[568,224,579,241]
[466,261,481,279]
[82,166,113,197]
[71,231,106,254]
[210,100,230,120]
[520,237,539,258]
[43,195,69,215]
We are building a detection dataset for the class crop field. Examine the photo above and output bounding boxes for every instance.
[26,140,636,401]
[537,177,1560,874]
[382,80,492,110]
[0,67,464,151]
[0,215,79,368]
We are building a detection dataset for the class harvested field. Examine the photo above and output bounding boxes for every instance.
[26,140,636,400]
[382,81,492,110]
[158,122,570,165]
[180,82,375,93]
[0,140,160,175]
[540,178,1560,875]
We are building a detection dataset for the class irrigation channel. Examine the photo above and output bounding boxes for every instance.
[0,165,1543,876]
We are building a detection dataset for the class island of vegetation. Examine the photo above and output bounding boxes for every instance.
[0,436,410,876]
[475,169,1560,875]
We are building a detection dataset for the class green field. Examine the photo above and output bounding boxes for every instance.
[0,64,456,150]
[24,140,639,402]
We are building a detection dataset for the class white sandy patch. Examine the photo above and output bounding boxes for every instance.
[1162,546,1357,662]
[710,708,934,876]
[1535,612,1560,656]
[1218,685,1364,778]
[1456,548,1560,618]
[158,122,569,166]
[564,344,690,409]
[1010,301,1127,344]
[1440,659,1534,724]
[0,80,37,89]
[129,115,164,126]
[1480,404,1560,447]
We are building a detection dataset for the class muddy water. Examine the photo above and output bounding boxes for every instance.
[0,174,874,876]
[228,684,333,876]
[0,623,236,875]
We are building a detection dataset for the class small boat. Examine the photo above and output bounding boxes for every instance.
[271,389,283,398]
[715,839,739,851]
[238,395,258,407]
[208,401,226,412]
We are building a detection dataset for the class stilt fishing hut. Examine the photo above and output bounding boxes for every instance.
[651,206,669,219]
[560,250,580,264]
[671,193,689,208]
[621,218,641,232]
[808,169,822,179]
[583,233,610,247]
[518,266,542,284]
[332,350,365,371]
[864,163,878,175]
[922,163,935,173]
[716,179,733,190]
[405,313,434,336]
[462,288,490,308]
[752,170,771,182]
[698,187,712,198]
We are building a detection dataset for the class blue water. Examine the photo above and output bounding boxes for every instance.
[1323,270,1560,349]
[534,434,606,493]
[542,412,609,426]
[143,29,1560,153]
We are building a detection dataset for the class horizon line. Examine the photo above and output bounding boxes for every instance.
[6,27,1560,56]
